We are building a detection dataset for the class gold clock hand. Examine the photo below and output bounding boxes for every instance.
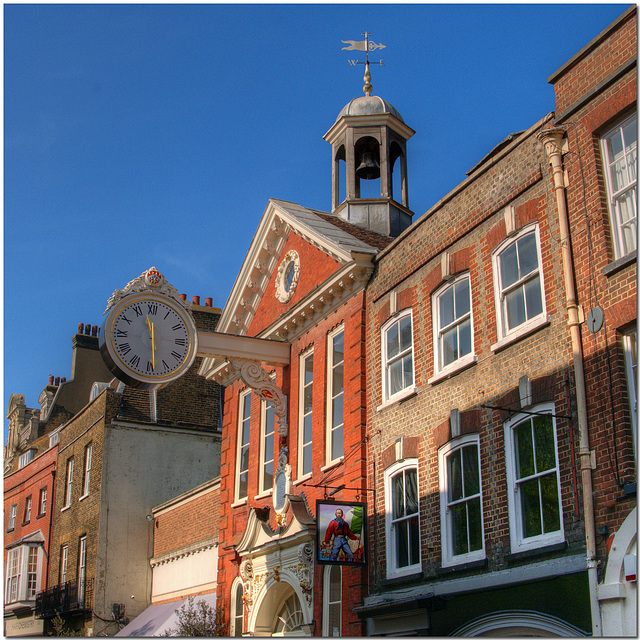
[146,315,157,370]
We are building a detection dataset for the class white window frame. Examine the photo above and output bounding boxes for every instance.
[18,449,35,469]
[4,546,41,603]
[322,564,342,636]
[504,403,565,552]
[230,578,244,637]
[78,536,87,604]
[39,487,47,517]
[81,443,92,498]
[298,349,314,479]
[8,503,17,531]
[258,380,276,497]
[24,496,32,524]
[492,224,547,349]
[60,544,69,584]
[438,434,485,567]
[623,326,637,458]
[601,114,637,259]
[63,457,74,509]
[326,326,345,466]
[380,309,415,405]
[235,390,251,504]
[430,274,476,382]
[26,546,39,599]
[385,458,421,579]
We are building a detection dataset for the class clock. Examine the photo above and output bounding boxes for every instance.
[99,269,198,390]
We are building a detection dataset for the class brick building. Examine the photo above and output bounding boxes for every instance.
[357,8,636,637]
[547,7,637,635]
[197,83,414,635]
[115,477,220,636]
[7,301,224,636]
[4,323,115,637]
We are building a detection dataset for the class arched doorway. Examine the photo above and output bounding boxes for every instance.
[251,579,311,636]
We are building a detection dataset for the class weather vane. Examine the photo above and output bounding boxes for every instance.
[342,31,386,97]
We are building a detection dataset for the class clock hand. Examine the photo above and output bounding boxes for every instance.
[146,315,157,370]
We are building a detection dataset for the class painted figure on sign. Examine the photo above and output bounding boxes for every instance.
[323,508,360,561]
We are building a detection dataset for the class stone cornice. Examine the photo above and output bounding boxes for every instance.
[150,537,218,568]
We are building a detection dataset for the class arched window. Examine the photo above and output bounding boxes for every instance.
[230,580,244,637]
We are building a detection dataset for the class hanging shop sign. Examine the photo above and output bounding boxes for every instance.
[316,500,367,566]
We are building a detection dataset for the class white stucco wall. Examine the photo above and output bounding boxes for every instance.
[95,422,220,622]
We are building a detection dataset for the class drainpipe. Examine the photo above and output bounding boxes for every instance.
[538,127,602,636]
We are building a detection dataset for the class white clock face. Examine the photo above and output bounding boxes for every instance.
[108,298,194,380]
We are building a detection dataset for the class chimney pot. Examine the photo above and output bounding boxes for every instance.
[78,323,84,334]
[179,294,187,301]
[55,377,60,386]
[205,297,213,307]
[92,325,98,336]
[192,295,200,305]
[61,377,67,383]
[49,375,54,386]
[84,324,91,335]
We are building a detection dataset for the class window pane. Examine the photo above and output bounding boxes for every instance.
[304,385,313,414]
[303,443,312,476]
[304,413,313,442]
[386,323,399,359]
[533,415,555,472]
[388,359,403,396]
[505,287,526,330]
[442,326,458,367]
[451,502,468,555]
[518,233,539,278]
[392,473,405,519]
[439,287,455,328]
[332,367,343,397]
[463,445,479,496]
[515,421,534,479]
[524,276,543,320]
[332,393,343,429]
[448,449,462,501]
[459,318,472,358]
[333,332,344,363]
[540,473,561,533]
[403,354,414,388]
[395,520,409,568]
[520,478,542,538]
[500,243,519,288]
[329,565,341,601]
[331,424,343,459]
[304,355,314,384]
[409,515,420,566]
[400,316,412,351]
[455,279,470,318]
[467,497,483,552]
[405,469,418,515]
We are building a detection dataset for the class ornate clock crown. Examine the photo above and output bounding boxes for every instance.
[103,267,191,314]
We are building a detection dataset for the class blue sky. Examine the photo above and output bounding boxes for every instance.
[4,3,630,440]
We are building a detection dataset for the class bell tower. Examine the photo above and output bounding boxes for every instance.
[324,65,415,237]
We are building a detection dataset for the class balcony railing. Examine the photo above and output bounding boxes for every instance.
[35,579,94,619]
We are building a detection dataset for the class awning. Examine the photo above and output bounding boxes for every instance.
[115,594,216,637]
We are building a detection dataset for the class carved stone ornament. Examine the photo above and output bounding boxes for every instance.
[273,446,292,514]
[291,543,314,606]
[103,266,190,314]
[228,359,288,436]
[275,250,301,303]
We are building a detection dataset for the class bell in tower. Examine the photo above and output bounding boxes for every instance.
[324,89,415,237]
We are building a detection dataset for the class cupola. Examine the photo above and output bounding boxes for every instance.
[324,65,415,237]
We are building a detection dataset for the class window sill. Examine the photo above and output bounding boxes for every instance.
[377,385,418,412]
[21,520,30,526]
[231,498,248,509]
[437,556,487,575]
[61,505,71,513]
[491,314,549,353]
[36,513,46,520]
[294,474,312,486]
[79,493,89,502]
[321,457,344,474]
[506,540,567,562]
[254,489,273,500]
[382,567,423,586]
[7,527,15,533]
[428,355,477,385]
[603,249,636,277]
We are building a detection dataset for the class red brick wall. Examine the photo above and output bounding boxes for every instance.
[153,481,220,558]
[551,7,637,558]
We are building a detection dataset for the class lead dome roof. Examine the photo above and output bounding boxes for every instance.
[335,95,404,123]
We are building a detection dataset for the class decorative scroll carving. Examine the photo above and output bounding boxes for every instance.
[103,267,190,314]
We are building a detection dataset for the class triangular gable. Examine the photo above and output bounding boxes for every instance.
[199,198,388,382]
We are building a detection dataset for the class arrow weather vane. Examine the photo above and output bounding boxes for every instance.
[342,31,386,96]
